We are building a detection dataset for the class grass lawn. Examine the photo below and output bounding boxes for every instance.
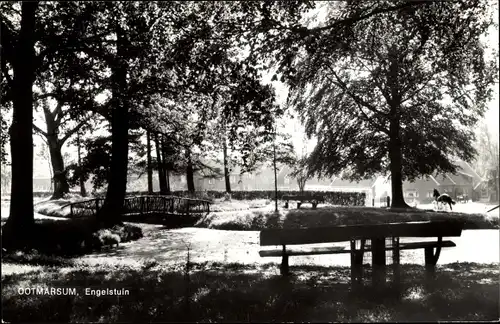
[1,259,498,322]
[195,205,499,230]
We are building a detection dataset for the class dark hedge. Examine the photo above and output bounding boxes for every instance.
[124,190,366,206]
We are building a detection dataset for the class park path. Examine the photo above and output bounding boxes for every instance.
[77,224,499,269]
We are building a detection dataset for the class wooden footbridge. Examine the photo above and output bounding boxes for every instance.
[61,195,211,225]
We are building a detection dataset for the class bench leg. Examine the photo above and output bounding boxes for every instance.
[424,247,439,274]
[350,240,364,285]
[312,202,317,209]
[280,255,289,276]
[424,237,442,275]
[392,237,401,286]
[284,201,289,209]
[297,202,301,209]
[372,238,386,288]
[280,245,289,276]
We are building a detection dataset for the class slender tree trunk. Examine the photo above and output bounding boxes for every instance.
[186,149,195,193]
[161,135,171,194]
[223,139,231,193]
[98,25,129,227]
[273,128,278,213]
[44,142,53,192]
[496,166,499,202]
[154,133,167,194]
[298,179,306,192]
[166,169,171,194]
[77,131,87,197]
[3,2,38,250]
[146,130,153,194]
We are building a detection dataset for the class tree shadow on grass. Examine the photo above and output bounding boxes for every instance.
[1,262,498,323]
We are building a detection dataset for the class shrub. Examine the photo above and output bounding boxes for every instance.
[92,229,121,248]
[194,210,283,231]
[1,218,143,257]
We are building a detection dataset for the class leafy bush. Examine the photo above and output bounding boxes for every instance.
[92,229,121,248]
[1,219,143,257]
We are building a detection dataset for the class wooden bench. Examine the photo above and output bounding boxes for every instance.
[259,220,463,286]
[282,195,325,209]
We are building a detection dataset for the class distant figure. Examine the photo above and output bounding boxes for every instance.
[433,188,456,211]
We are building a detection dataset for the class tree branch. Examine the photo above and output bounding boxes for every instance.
[321,67,389,135]
[295,1,430,35]
[52,102,65,124]
[32,124,48,138]
[60,114,93,145]
[325,64,388,117]
[356,103,390,136]
[355,55,392,104]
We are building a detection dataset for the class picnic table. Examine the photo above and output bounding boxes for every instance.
[259,220,464,286]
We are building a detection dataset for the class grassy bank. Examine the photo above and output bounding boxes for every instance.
[33,195,91,218]
[31,198,499,231]
[1,260,498,322]
[196,206,499,230]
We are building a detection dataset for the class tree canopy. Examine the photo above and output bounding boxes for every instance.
[276,0,497,206]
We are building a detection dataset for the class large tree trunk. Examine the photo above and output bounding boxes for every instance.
[3,2,38,250]
[48,138,69,200]
[39,85,71,200]
[77,131,87,197]
[388,122,408,208]
[97,25,129,227]
[43,100,69,200]
[154,133,167,194]
[146,130,153,194]
[223,140,231,193]
[387,48,410,209]
[186,149,195,193]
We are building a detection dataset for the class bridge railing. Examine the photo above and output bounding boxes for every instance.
[61,198,104,218]
[62,195,211,219]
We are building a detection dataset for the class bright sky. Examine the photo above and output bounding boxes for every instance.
[22,2,500,177]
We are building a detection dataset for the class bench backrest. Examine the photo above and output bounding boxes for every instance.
[260,221,464,246]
